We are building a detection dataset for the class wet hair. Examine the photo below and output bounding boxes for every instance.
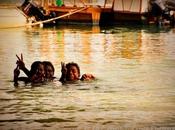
[66,62,80,77]
[30,61,43,76]
[43,61,55,73]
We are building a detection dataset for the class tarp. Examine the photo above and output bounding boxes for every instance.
[56,0,63,6]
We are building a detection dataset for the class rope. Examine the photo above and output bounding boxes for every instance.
[26,6,88,26]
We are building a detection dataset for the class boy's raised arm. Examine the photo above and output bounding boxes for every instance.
[59,62,67,82]
[16,54,30,77]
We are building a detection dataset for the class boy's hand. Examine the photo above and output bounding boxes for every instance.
[61,62,67,75]
[16,53,25,70]
[80,74,95,81]
[59,62,67,82]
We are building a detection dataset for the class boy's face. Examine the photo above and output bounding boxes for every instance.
[36,64,45,77]
[67,65,79,81]
[31,64,45,83]
[45,65,54,79]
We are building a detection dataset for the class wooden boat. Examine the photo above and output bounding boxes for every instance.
[46,0,150,25]
[17,0,175,26]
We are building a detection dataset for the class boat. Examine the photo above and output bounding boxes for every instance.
[17,0,175,26]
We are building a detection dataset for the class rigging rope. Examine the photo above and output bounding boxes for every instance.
[26,6,88,27]
[0,6,88,29]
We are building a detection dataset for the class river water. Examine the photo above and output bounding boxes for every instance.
[0,8,175,130]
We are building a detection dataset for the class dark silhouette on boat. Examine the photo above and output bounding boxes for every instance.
[149,0,175,26]
[18,0,56,25]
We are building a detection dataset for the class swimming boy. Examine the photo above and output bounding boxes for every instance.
[14,54,49,85]
[59,62,95,83]
[43,61,55,81]
[14,60,45,85]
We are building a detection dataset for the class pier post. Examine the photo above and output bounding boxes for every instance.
[87,6,101,25]
[173,11,175,26]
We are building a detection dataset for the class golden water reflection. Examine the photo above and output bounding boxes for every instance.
[13,25,174,91]
[24,26,169,64]
[0,25,175,129]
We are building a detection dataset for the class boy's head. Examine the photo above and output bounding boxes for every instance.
[30,61,45,83]
[30,61,44,76]
[43,61,55,79]
[66,62,80,81]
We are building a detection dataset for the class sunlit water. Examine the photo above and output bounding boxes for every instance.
[0,8,175,130]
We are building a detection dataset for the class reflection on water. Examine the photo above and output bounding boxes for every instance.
[0,10,175,130]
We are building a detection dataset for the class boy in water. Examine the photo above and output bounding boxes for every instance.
[43,61,55,81]
[59,62,95,83]
[29,61,45,83]
[14,59,45,85]
[14,54,53,85]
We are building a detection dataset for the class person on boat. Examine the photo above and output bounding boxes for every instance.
[59,62,95,83]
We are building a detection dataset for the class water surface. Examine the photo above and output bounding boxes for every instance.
[0,9,175,130]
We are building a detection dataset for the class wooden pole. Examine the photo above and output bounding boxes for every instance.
[112,0,115,11]
[122,0,124,11]
[129,0,134,12]
[104,0,107,8]
[139,0,142,14]
[88,6,101,25]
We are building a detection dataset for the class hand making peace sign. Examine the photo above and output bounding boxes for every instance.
[16,53,25,70]
[61,62,67,75]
